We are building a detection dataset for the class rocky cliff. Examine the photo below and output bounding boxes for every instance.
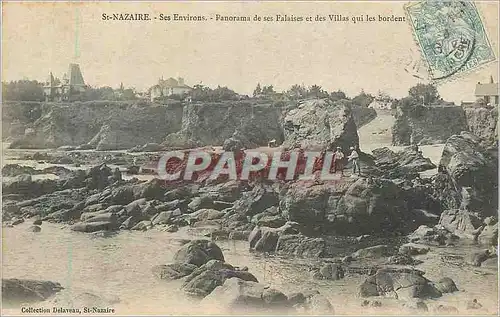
[7,101,183,150]
[392,102,468,146]
[283,99,359,150]
[5,98,360,151]
[464,106,498,147]
[2,101,42,141]
[162,101,285,149]
[350,104,377,129]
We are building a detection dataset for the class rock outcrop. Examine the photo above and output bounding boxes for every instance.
[2,279,63,306]
[283,99,359,150]
[392,101,467,146]
[163,101,284,149]
[358,268,444,299]
[436,132,498,218]
[7,101,183,150]
[280,178,428,236]
[371,146,436,178]
[350,103,377,128]
[464,106,498,147]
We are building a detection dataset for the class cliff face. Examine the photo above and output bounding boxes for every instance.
[2,101,42,141]
[350,104,377,129]
[464,107,498,147]
[7,101,183,150]
[283,99,359,150]
[163,101,286,149]
[392,104,468,146]
[5,98,361,151]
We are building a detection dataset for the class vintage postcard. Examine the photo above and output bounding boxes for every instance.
[1,0,499,315]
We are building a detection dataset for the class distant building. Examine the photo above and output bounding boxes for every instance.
[368,99,392,110]
[150,77,192,102]
[44,63,87,102]
[474,76,499,107]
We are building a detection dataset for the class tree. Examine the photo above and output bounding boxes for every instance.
[81,86,115,101]
[2,80,45,101]
[261,85,275,95]
[189,84,238,102]
[307,85,328,98]
[330,90,347,101]
[286,84,307,99]
[253,83,262,97]
[352,90,374,107]
[408,83,440,105]
[121,88,137,100]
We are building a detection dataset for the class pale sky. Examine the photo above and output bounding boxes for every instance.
[2,1,499,103]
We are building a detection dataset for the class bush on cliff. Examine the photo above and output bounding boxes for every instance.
[408,83,440,105]
[190,84,239,102]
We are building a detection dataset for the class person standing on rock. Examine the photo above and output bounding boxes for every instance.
[333,147,345,176]
[348,146,361,176]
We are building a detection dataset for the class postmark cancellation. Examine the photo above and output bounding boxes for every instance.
[405,0,495,82]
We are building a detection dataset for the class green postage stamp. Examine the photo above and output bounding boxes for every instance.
[405,0,496,81]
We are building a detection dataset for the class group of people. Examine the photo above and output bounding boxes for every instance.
[332,145,361,177]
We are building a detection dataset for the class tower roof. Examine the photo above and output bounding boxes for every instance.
[68,63,85,86]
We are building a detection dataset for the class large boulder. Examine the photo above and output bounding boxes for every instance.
[281,178,433,236]
[372,146,436,178]
[275,234,326,258]
[477,222,498,246]
[173,239,224,267]
[233,184,278,217]
[2,164,37,177]
[358,267,442,299]
[70,221,117,233]
[2,174,59,198]
[438,209,483,239]
[201,278,292,314]
[181,260,258,297]
[437,132,498,218]
[2,279,63,306]
[283,99,359,150]
[408,225,459,246]
[152,263,198,280]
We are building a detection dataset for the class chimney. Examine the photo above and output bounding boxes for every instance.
[490,75,494,84]
[178,77,184,86]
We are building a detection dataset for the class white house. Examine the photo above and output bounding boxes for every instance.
[150,77,192,101]
[368,99,392,110]
[475,76,499,107]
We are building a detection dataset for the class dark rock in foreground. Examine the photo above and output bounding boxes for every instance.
[152,263,198,280]
[358,267,443,299]
[181,260,258,297]
[372,146,436,178]
[173,239,225,267]
[201,277,334,315]
[2,278,63,306]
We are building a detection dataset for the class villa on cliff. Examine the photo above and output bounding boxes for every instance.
[43,63,87,102]
[149,77,192,101]
[462,76,499,108]
[475,76,499,107]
